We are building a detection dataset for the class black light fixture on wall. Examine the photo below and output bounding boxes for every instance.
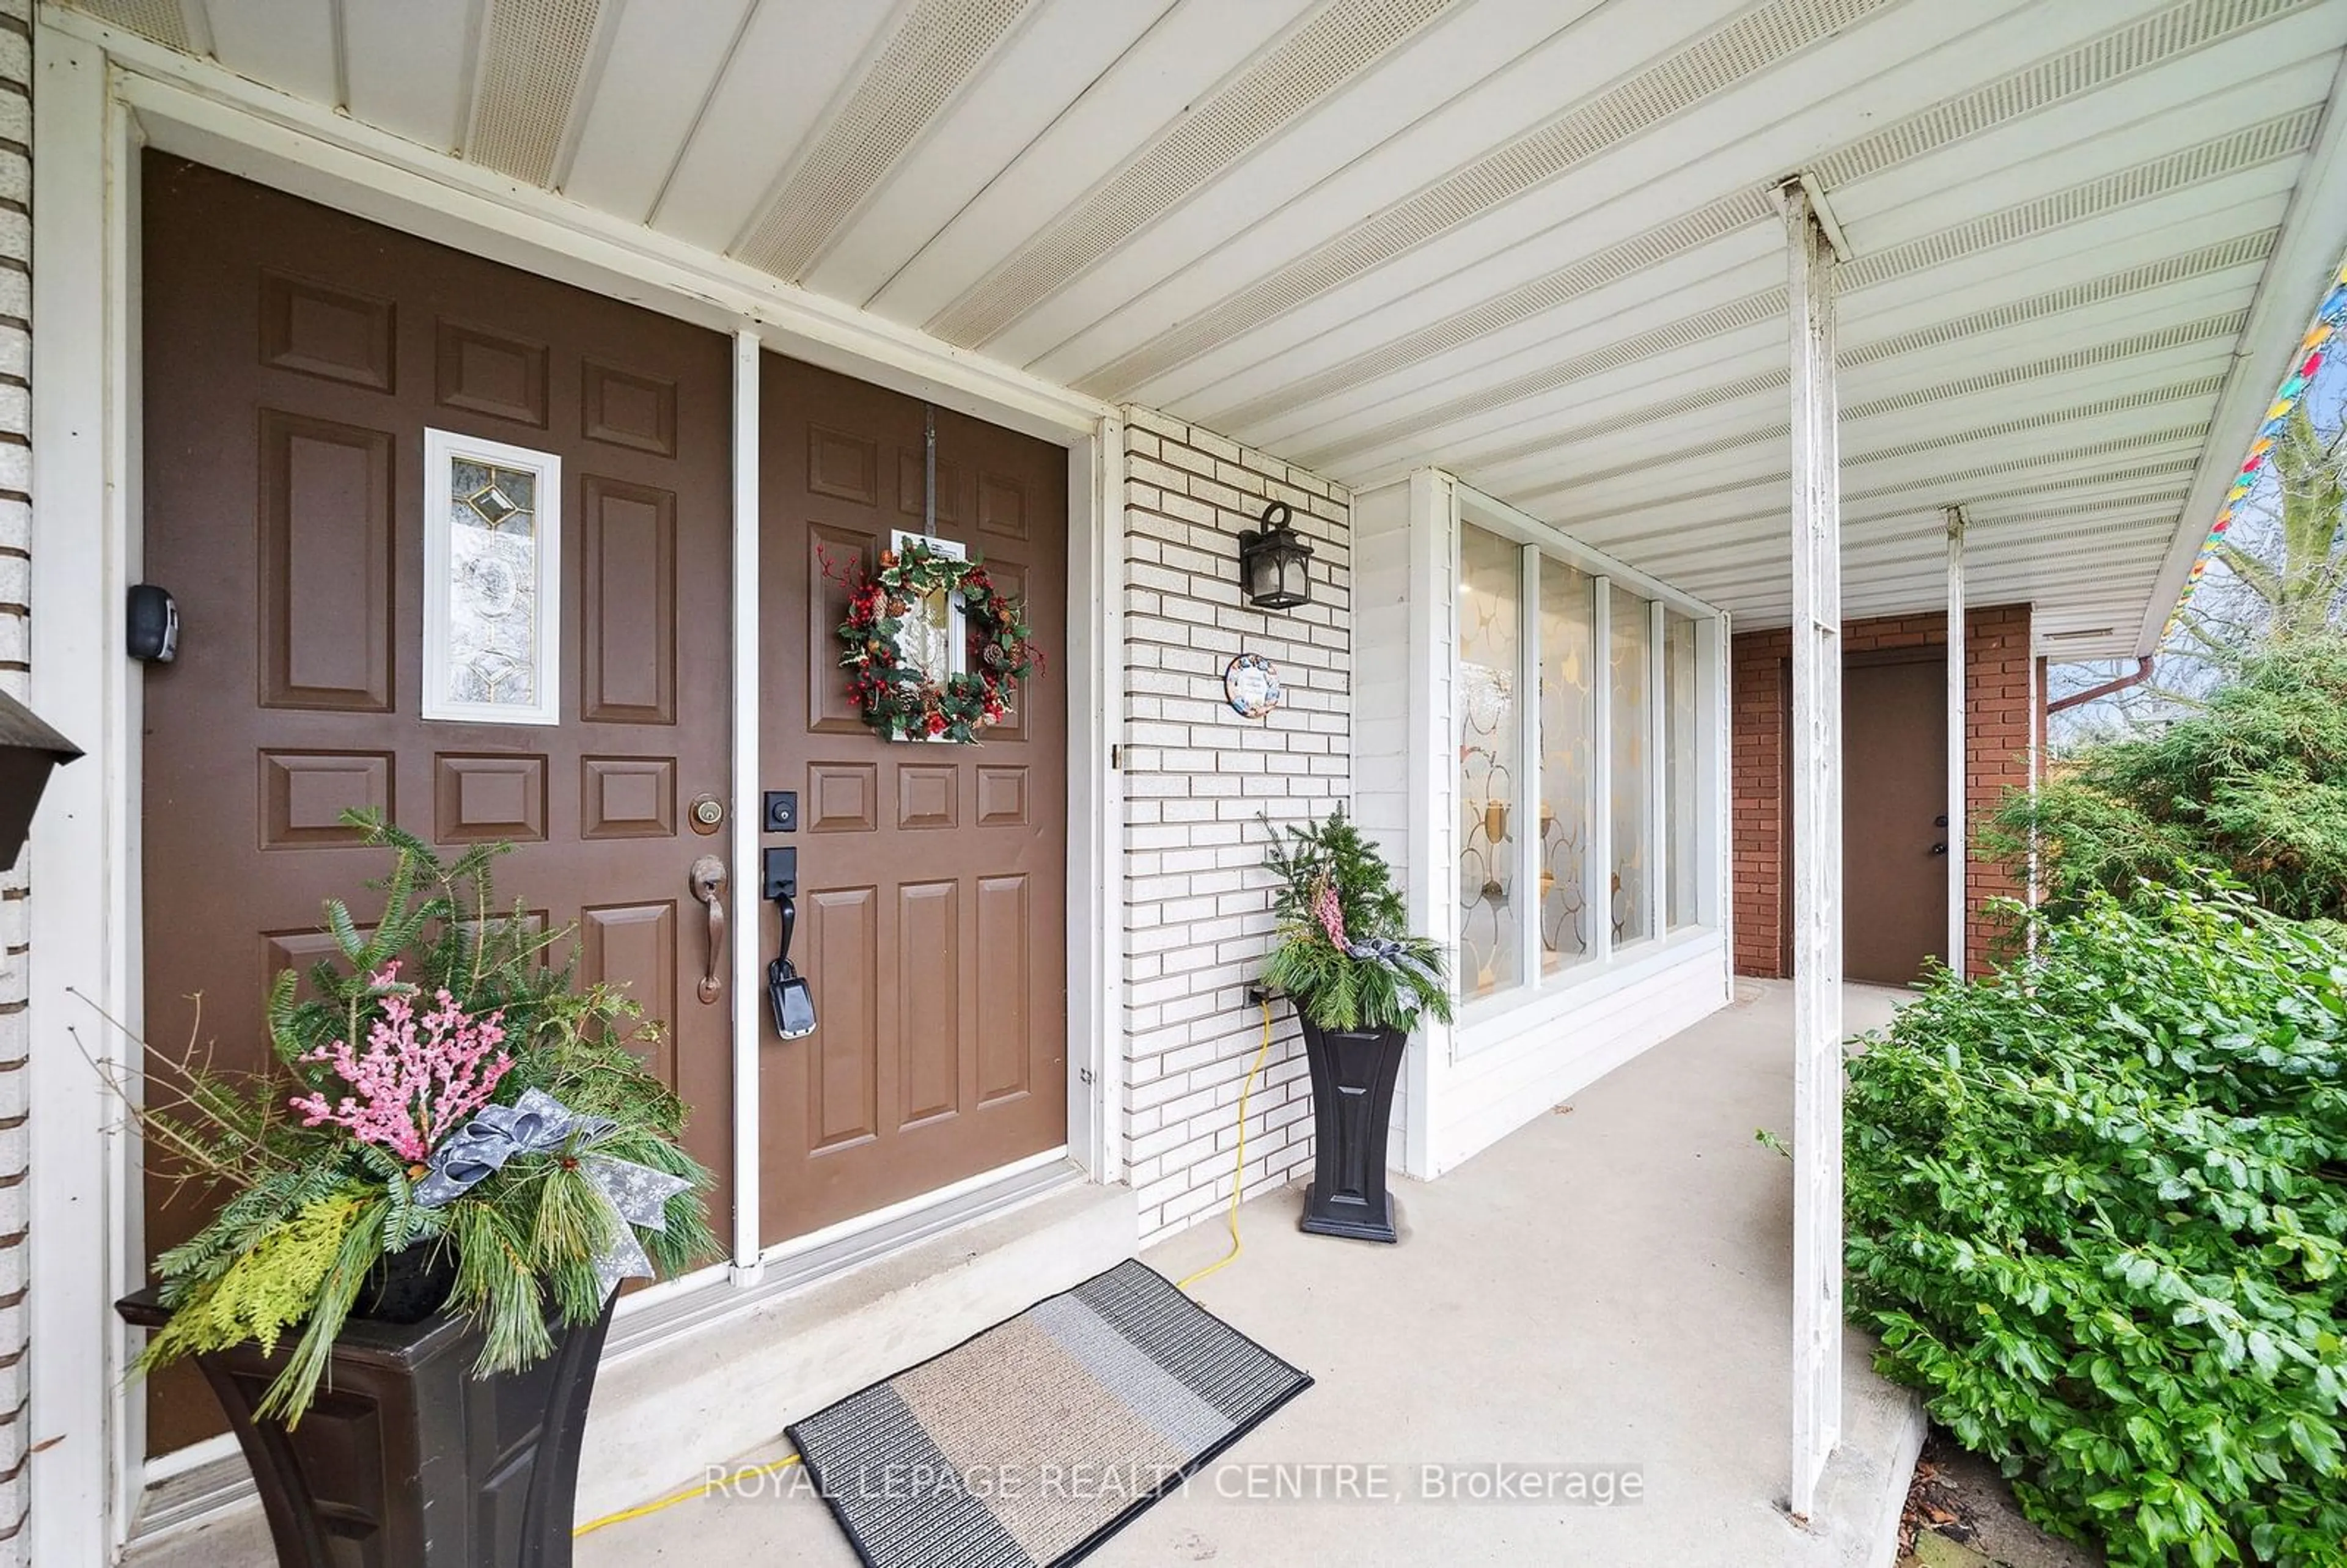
[0,689,79,865]
[1237,501,1315,610]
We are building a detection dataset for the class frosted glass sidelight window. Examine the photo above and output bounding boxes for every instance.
[1609,585,1651,945]
[1538,559,1595,972]
[1457,524,1521,998]
[1665,610,1701,931]
[424,429,562,726]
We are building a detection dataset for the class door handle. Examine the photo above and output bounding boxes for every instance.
[1929,842,1948,856]
[689,854,727,1005]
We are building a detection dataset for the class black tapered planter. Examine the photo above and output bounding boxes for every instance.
[1298,1017,1408,1243]
[119,1277,615,1567]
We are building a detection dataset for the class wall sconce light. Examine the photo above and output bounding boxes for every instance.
[0,689,79,865]
[1238,501,1314,610]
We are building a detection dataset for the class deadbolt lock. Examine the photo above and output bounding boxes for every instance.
[688,794,725,834]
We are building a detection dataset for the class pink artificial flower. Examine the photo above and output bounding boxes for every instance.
[1314,881,1348,950]
[287,962,513,1160]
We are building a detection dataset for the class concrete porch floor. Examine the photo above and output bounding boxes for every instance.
[571,978,1921,1568]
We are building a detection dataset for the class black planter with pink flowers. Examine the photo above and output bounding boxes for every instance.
[108,816,715,1568]
[119,1262,615,1568]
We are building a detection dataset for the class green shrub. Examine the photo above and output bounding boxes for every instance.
[1993,637,2347,926]
[1845,880,2347,1566]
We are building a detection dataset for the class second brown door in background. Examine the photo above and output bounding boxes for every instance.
[1842,654,1951,985]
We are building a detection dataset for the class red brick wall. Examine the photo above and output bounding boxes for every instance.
[1730,604,2038,978]
[1732,626,1791,976]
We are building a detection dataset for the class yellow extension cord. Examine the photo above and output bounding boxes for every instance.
[1172,1000,1276,1292]
[572,1002,1278,1539]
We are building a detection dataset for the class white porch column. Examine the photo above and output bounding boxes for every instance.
[1783,180,1843,1520]
[1944,506,1967,981]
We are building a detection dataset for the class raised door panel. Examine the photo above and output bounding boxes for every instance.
[581,901,678,1088]
[433,753,548,843]
[896,449,962,524]
[257,411,394,711]
[896,881,960,1127]
[973,766,1027,828]
[579,476,678,724]
[806,425,878,505]
[974,874,1029,1105]
[579,757,677,839]
[259,750,392,849]
[259,269,395,390]
[805,522,878,733]
[581,360,677,457]
[975,471,1027,542]
[895,763,957,830]
[262,928,361,1007]
[804,886,880,1154]
[435,318,548,427]
[806,762,879,833]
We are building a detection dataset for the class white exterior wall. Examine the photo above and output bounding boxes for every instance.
[0,3,30,1557]
[1354,475,1732,1181]
[1117,406,1351,1243]
[1350,474,1450,1175]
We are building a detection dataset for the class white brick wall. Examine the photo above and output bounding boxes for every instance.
[1118,406,1350,1242]
[0,3,29,1558]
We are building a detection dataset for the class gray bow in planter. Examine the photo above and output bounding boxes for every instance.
[1342,935,1442,991]
[413,1088,692,1295]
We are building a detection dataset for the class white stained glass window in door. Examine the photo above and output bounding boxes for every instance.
[424,430,562,725]
[1539,559,1595,971]
[1457,524,1521,999]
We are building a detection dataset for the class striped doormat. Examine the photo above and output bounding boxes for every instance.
[787,1259,1312,1568]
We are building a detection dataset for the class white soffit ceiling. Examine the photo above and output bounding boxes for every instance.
[64,0,2347,656]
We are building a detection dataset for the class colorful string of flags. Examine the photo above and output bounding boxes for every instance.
[2164,253,2347,639]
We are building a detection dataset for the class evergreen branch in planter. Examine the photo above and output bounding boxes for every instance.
[1258,807,1453,1033]
[128,810,718,1423]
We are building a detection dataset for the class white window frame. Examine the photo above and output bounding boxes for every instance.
[1446,483,1727,1051]
[422,427,564,726]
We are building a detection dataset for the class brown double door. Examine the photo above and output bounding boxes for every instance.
[139,158,736,1450]
[758,357,1068,1246]
[138,159,1073,1451]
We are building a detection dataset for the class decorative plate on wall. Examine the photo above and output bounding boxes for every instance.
[1224,652,1284,719]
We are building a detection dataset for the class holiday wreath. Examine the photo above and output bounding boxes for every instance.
[836,538,1038,742]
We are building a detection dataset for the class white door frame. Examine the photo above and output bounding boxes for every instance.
[28,11,1126,1558]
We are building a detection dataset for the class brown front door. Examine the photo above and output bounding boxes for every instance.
[1842,654,1950,984]
[758,356,1068,1245]
[139,156,736,1451]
